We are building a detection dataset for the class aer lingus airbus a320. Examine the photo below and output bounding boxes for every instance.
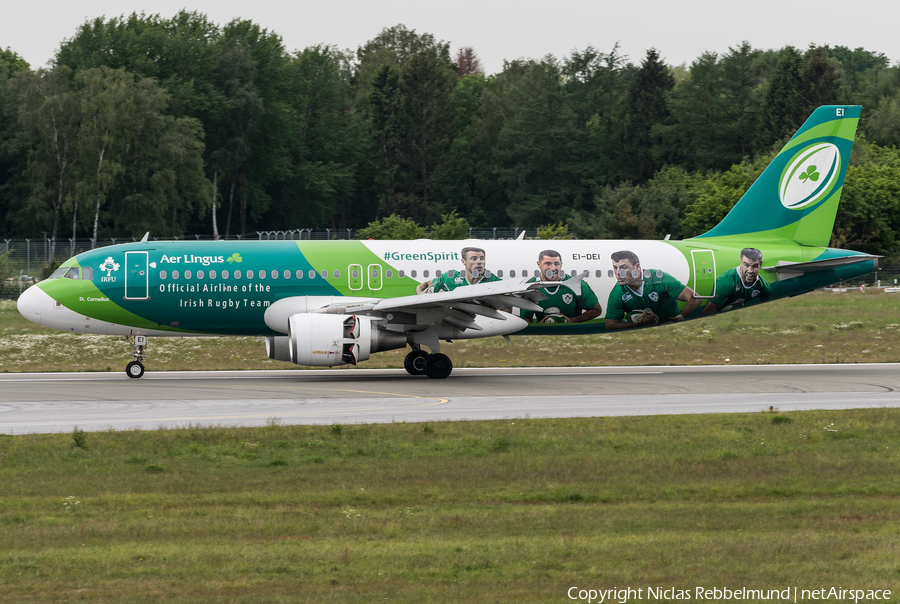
[17,106,877,378]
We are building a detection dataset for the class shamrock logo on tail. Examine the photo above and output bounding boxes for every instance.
[226,253,243,264]
[799,165,819,183]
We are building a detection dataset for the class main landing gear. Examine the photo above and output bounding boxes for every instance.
[403,347,452,379]
[125,335,148,379]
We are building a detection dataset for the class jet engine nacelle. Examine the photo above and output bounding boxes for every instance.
[285,314,406,367]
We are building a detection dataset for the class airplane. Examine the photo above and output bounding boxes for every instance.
[17,105,878,379]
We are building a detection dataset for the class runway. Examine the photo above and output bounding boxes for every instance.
[1,364,899,434]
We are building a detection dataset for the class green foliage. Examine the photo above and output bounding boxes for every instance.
[2,23,900,255]
[428,210,469,239]
[71,426,87,449]
[356,214,426,240]
[535,222,574,240]
[832,144,900,255]
[681,150,776,237]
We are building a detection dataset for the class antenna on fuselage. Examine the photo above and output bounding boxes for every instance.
[140,232,149,243]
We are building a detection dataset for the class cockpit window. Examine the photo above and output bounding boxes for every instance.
[81,267,94,280]
[50,268,67,279]
[64,267,80,280]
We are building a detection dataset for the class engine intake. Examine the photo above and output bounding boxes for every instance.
[282,314,406,366]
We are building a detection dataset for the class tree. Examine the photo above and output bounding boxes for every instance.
[11,67,80,255]
[0,49,31,239]
[429,210,469,239]
[621,48,675,183]
[369,50,456,224]
[456,47,482,76]
[356,214,426,239]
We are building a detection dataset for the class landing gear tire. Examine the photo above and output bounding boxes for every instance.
[126,361,145,379]
[424,353,452,379]
[404,349,430,375]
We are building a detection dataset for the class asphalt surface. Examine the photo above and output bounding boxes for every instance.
[1,364,899,434]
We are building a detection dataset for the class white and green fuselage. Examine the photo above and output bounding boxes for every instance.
[16,106,877,376]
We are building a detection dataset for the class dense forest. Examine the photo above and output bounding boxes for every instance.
[2,12,900,257]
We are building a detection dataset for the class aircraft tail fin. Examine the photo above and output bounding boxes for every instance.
[692,105,860,246]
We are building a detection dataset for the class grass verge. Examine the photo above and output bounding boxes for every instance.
[1,410,899,602]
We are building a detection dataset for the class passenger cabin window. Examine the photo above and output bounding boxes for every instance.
[234,270,241,279]
[656,270,663,278]
[64,267,80,280]
[386,270,393,279]
[81,267,93,280]
[510,270,516,278]
[399,270,405,278]
[411,270,417,278]
[160,270,167,280]
[371,269,378,278]
[197,270,204,279]
[296,270,303,279]
[283,270,290,279]
[321,270,328,279]
[210,270,216,279]
[259,270,265,279]
[222,270,229,279]
[435,269,442,278]
[595,270,602,278]
[173,270,180,279]
[309,269,316,279]
[497,270,503,277]
[185,270,192,279]
[247,269,254,279]
[608,270,614,278]
[334,270,340,279]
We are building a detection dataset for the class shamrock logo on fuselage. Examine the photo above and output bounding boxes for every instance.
[226,253,242,264]
[799,165,819,183]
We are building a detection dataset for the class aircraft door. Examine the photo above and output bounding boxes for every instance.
[125,251,150,300]
[690,249,716,298]
[367,264,383,291]
[349,264,363,290]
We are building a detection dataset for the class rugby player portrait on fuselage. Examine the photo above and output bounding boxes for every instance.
[605,250,702,330]
[415,247,502,294]
[702,248,773,314]
[519,250,601,324]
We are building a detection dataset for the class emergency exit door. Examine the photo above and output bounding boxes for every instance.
[690,249,716,298]
[125,251,149,300]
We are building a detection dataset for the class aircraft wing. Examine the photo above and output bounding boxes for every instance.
[314,274,588,333]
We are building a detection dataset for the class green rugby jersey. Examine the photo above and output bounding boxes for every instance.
[431,270,502,292]
[606,270,686,323]
[519,275,600,322]
[708,267,772,311]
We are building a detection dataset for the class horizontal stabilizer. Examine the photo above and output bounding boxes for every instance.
[762,255,880,281]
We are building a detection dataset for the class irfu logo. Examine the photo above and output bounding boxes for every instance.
[799,165,820,183]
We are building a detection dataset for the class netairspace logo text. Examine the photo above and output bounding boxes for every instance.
[567,586,892,603]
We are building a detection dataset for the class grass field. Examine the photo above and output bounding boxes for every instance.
[3,289,900,373]
[1,411,899,602]
[2,291,900,601]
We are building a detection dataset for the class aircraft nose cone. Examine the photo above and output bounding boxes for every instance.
[17,284,43,326]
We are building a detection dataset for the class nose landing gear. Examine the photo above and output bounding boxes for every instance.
[125,335,147,378]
